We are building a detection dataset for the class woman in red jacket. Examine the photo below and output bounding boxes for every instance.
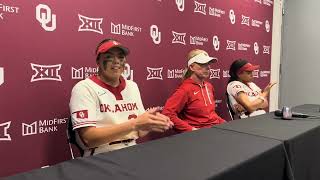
[162,49,225,132]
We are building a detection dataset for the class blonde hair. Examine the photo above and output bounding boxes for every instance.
[183,49,209,80]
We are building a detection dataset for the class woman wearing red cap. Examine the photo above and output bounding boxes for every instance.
[69,39,173,156]
[226,59,276,119]
[162,49,225,132]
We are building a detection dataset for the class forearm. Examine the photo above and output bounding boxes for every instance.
[138,130,149,137]
[247,98,267,112]
[78,120,136,148]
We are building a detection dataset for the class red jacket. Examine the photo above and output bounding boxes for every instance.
[162,78,225,132]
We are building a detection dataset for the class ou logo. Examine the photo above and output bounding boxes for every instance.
[36,4,56,31]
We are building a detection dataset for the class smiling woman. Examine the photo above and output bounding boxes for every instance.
[69,39,173,156]
[162,49,225,133]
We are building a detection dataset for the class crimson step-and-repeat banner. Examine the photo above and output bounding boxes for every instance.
[0,0,274,177]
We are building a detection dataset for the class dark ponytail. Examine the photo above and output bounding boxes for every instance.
[228,59,248,83]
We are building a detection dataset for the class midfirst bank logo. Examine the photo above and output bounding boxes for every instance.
[194,1,206,15]
[260,70,270,77]
[190,35,208,46]
[175,0,185,12]
[223,70,230,78]
[172,31,186,45]
[111,22,142,37]
[238,43,251,51]
[31,63,62,82]
[71,67,98,80]
[209,7,225,18]
[78,14,103,34]
[22,117,67,136]
[0,3,19,20]
[0,67,4,86]
[0,121,11,141]
[252,19,263,28]
[150,25,161,44]
[147,67,163,80]
[167,68,185,79]
[36,4,56,31]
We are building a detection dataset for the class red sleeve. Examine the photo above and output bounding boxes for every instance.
[162,87,194,132]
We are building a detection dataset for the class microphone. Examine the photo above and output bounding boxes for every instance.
[274,106,320,119]
[274,110,310,119]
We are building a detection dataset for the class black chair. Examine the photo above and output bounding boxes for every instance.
[226,94,236,121]
[66,117,84,158]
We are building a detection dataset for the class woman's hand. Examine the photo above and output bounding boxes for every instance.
[133,108,173,132]
[262,82,277,97]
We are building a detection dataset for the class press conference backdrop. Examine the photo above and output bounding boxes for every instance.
[0,0,273,177]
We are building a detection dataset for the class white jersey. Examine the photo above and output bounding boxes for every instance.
[69,75,145,156]
[227,81,266,118]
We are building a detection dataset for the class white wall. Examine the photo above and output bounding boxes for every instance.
[280,0,320,107]
[270,0,283,111]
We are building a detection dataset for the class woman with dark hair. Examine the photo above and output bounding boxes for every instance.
[226,59,276,119]
[69,38,173,156]
[162,49,225,132]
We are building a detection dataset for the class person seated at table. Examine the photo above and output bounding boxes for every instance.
[226,59,276,119]
[162,49,225,132]
[69,38,173,156]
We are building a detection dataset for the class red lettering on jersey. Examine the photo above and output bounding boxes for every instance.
[100,104,111,112]
[233,85,242,89]
[127,103,132,111]
[128,114,137,120]
[247,91,259,97]
[121,104,128,111]
[131,103,138,110]
[73,110,88,119]
[115,104,122,112]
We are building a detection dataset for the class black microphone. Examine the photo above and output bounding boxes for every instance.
[274,110,310,119]
[274,106,320,120]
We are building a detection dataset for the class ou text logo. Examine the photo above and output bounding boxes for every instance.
[150,25,161,44]
[212,36,220,51]
[265,20,270,32]
[30,63,62,82]
[0,67,4,86]
[123,64,134,80]
[176,0,185,12]
[36,4,56,31]
[229,9,236,24]
[254,42,259,55]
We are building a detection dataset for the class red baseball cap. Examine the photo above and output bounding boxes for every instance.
[237,63,260,74]
[96,40,130,55]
